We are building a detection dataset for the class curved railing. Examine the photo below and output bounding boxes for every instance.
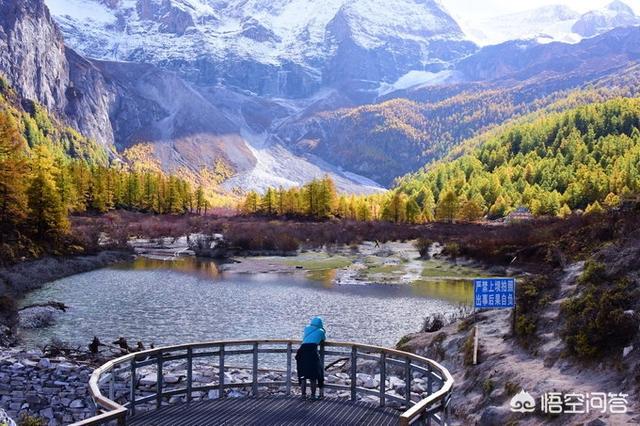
[72,339,454,426]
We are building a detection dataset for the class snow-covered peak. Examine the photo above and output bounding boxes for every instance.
[463,1,640,47]
[45,0,473,97]
[462,5,581,46]
[573,1,640,37]
[606,0,635,15]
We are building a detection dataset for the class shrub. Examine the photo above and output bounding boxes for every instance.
[422,313,445,333]
[513,275,557,346]
[504,381,520,397]
[483,379,495,396]
[561,279,639,360]
[414,238,432,258]
[18,413,45,426]
[443,242,461,258]
[577,261,607,285]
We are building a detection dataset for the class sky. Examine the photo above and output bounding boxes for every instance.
[444,0,640,21]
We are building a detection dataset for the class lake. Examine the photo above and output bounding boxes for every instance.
[19,256,474,350]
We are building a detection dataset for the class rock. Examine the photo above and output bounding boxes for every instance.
[623,345,633,357]
[69,399,85,409]
[363,377,379,389]
[39,407,54,419]
[163,375,181,384]
[168,396,183,404]
[479,406,512,426]
[207,390,219,399]
[586,419,607,426]
[139,375,157,386]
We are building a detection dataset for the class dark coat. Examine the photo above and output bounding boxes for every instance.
[295,343,324,387]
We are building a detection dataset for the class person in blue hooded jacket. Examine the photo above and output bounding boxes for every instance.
[295,316,326,400]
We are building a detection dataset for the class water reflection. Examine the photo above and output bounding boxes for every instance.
[112,256,223,280]
[412,279,474,305]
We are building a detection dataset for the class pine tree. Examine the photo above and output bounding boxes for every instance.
[382,192,407,223]
[261,187,277,215]
[27,144,68,238]
[557,203,572,218]
[459,198,484,222]
[196,186,206,214]
[405,198,422,223]
[0,112,28,241]
[435,189,459,222]
[585,201,605,215]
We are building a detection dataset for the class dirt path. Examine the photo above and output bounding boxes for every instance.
[403,262,639,425]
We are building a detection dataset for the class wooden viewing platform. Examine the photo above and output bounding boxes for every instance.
[71,339,454,426]
[128,396,400,425]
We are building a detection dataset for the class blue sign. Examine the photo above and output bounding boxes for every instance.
[474,278,515,309]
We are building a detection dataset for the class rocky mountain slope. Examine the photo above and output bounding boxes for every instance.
[0,0,388,193]
[5,0,640,193]
[46,0,476,98]
[0,0,114,149]
[273,26,640,185]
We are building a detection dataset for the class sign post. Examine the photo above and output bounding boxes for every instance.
[472,277,516,365]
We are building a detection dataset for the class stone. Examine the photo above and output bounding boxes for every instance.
[623,345,633,357]
[168,396,183,404]
[69,399,85,409]
[39,407,54,419]
[163,375,181,384]
[38,358,51,369]
[363,378,379,389]
[478,406,512,426]
[207,390,219,399]
[139,375,157,386]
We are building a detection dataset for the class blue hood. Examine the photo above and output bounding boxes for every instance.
[310,317,324,328]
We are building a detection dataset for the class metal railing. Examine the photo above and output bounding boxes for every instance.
[71,339,454,426]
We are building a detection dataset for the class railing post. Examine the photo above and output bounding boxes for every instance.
[379,352,386,407]
[129,358,136,416]
[404,357,411,408]
[218,344,225,398]
[187,347,193,403]
[156,352,163,409]
[109,372,115,401]
[252,343,259,396]
[319,342,325,399]
[350,346,357,402]
[426,364,433,426]
[286,342,292,396]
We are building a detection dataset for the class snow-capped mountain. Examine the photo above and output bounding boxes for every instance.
[45,0,475,98]
[573,0,640,37]
[463,1,640,46]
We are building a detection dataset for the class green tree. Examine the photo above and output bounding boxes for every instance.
[27,144,68,238]
[585,201,605,215]
[405,198,422,223]
[459,198,484,222]
[0,112,28,240]
[435,189,459,222]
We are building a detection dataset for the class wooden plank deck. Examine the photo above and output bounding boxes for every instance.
[128,396,401,425]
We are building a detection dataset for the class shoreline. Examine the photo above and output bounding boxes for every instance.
[0,251,134,347]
